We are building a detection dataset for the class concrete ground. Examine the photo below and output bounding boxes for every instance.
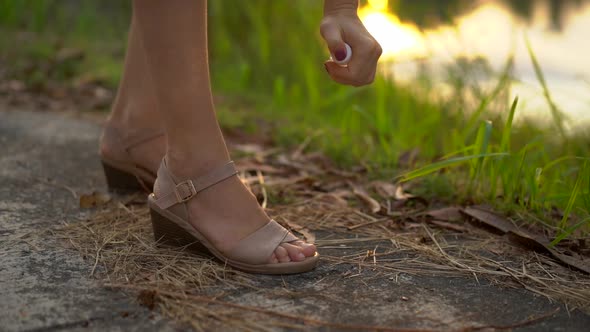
[1,109,589,331]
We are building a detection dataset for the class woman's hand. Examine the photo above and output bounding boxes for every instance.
[321,0,382,86]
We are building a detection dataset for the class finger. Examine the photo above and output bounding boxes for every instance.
[344,41,381,86]
[320,21,349,62]
[324,61,355,85]
[326,61,370,86]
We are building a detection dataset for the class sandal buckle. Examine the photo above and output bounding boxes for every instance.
[174,180,197,203]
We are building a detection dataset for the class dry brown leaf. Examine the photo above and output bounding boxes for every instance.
[464,206,590,274]
[462,206,516,234]
[428,219,469,233]
[316,193,348,208]
[350,184,381,214]
[507,230,590,274]
[371,181,397,198]
[425,207,464,222]
[79,191,111,208]
[394,184,415,200]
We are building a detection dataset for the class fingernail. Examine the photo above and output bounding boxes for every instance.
[298,252,305,260]
[334,48,347,61]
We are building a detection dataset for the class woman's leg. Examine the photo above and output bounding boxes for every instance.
[101,13,166,174]
[132,0,316,263]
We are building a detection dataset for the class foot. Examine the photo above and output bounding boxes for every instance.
[166,155,317,264]
[99,122,166,177]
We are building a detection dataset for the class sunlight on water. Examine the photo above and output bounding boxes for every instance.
[359,0,424,59]
[360,0,590,130]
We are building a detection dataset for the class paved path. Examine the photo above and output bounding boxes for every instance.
[1,109,589,331]
[0,110,175,331]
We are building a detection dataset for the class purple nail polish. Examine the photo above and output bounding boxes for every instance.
[334,48,347,61]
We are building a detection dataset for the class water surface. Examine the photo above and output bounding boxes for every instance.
[361,0,590,130]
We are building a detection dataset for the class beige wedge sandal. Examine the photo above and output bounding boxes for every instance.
[148,159,319,274]
[99,126,164,192]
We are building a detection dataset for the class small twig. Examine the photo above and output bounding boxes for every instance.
[36,177,78,199]
[90,246,103,276]
[347,217,390,230]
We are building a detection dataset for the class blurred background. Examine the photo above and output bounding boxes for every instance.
[1,0,588,237]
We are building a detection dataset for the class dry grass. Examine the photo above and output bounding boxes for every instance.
[45,148,590,331]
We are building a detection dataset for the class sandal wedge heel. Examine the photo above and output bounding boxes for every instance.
[99,126,163,193]
[102,161,145,192]
[150,207,209,253]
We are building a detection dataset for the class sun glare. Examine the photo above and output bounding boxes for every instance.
[359,0,423,60]
[367,0,388,11]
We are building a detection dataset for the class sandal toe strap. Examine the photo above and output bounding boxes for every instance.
[227,220,299,265]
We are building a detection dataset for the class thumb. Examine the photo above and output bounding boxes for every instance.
[320,22,348,62]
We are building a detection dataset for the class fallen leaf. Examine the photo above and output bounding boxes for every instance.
[425,207,463,222]
[464,206,590,274]
[79,191,111,208]
[351,184,381,214]
[428,219,469,233]
[317,179,348,192]
[507,230,590,274]
[371,181,397,198]
[394,184,415,200]
[316,193,348,208]
[462,206,516,234]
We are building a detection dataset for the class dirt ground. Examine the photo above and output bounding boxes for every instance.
[1,109,589,331]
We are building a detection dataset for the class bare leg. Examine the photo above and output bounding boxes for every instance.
[133,0,316,263]
[101,13,166,175]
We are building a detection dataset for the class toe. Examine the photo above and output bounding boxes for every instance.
[269,253,279,264]
[274,245,291,263]
[281,243,306,262]
[293,240,317,257]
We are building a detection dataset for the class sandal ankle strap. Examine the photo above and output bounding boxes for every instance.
[153,161,238,209]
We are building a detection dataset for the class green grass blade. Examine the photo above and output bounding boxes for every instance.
[469,120,493,192]
[500,97,518,152]
[525,35,567,139]
[398,153,509,182]
[463,55,513,138]
[557,161,587,231]
[551,217,590,246]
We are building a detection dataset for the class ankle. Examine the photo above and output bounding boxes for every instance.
[165,148,230,181]
[107,95,161,132]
